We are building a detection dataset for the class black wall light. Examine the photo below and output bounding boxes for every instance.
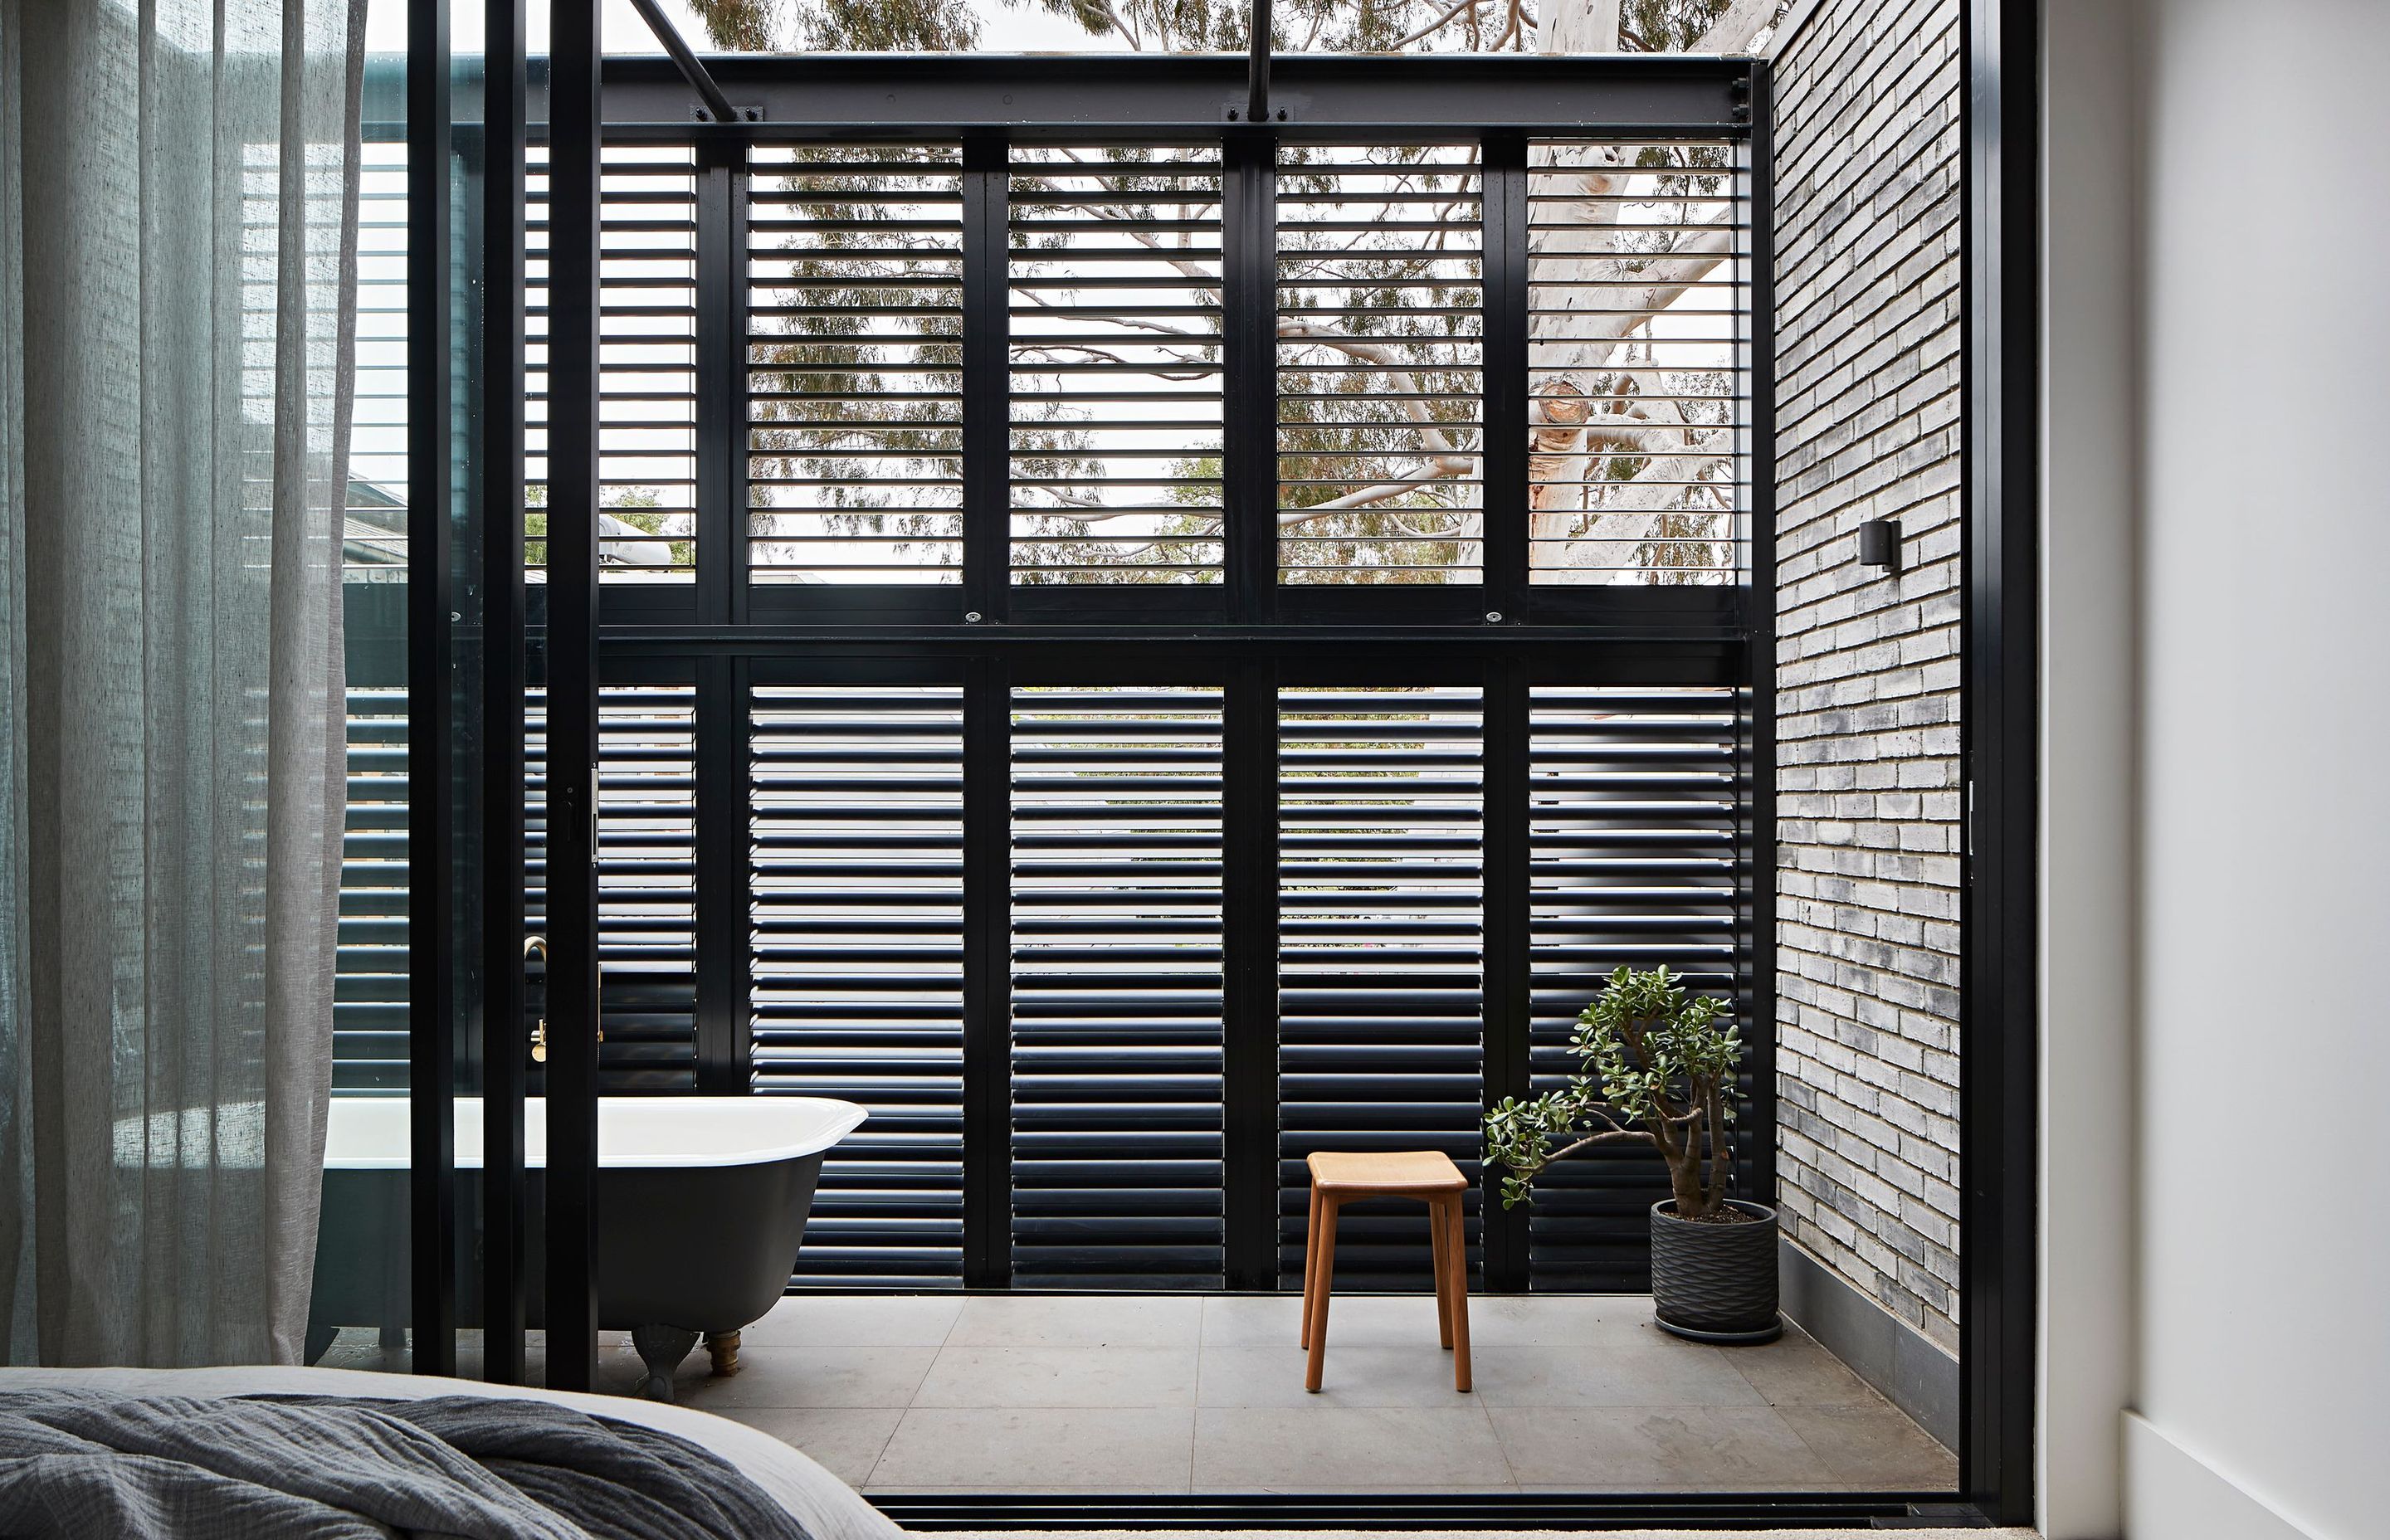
[1857,516,1902,573]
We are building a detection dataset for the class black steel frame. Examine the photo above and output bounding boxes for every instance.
[480,0,530,1388]
[405,0,457,1383]
[543,0,605,1396]
[394,12,2046,1525]
[1961,0,2041,1526]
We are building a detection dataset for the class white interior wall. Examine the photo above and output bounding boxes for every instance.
[2043,2,2390,1538]
[2037,3,2139,1535]
[2128,1,2390,1536]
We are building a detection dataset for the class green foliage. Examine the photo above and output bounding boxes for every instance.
[1481,963,1744,1216]
[690,0,1761,586]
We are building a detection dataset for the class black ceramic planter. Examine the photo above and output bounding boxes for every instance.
[1650,1199,1783,1343]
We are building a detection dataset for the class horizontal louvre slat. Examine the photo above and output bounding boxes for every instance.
[527,144,700,583]
[1277,145,1484,586]
[334,685,409,1091]
[597,688,699,1088]
[749,146,966,585]
[1009,148,1225,587]
[751,685,966,1286]
[1526,685,1744,1290]
[1278,685,1485,1289]
[1011,686,1226,1286]
[1526,140,1747,586]
[525,686,700,1092]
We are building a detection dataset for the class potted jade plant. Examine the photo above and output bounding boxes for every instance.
[1483,963,1780,1342]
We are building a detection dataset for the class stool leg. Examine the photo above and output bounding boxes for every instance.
[1300,1184,1323,1349]
[1429,1195,1453,1349]
[1305,1197,1337,1393]
[1444,1196,1472,1393]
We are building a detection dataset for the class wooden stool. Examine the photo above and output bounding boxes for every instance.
[1300,1150,1471,1393]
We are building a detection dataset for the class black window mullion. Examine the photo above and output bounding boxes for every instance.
[962,134,1010,621]
[962,656,1014,1286]
[480,0,530,1386]
[407,0,458,1382]
[695,134,746,626]
[1222,658,1280,1289]
[1481,130,1528,620]
[694,655,749,1093]
[1739,68,1779,1206]
[1480,658,1530,1292]
[543,0,604,1394]
[1223,130,1278,621]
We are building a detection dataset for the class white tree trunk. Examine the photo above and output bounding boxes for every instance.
[1522,0,1773,579]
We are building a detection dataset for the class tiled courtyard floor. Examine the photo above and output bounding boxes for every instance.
[329,1292,1954,1495]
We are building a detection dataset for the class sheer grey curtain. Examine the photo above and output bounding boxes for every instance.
[0,0,366,1366]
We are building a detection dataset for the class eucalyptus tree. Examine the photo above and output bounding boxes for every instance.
[698,0,1781,584]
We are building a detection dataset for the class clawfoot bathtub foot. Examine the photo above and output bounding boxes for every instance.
[705,1330,741,1377]
[632,1323,700,1402]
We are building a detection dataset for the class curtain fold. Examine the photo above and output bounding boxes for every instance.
[0,0,365,1367]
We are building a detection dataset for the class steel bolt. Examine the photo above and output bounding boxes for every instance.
[1485,611,1504,623]
[964,611,983,623]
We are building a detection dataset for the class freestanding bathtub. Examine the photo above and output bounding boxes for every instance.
[305,1096,866,1401]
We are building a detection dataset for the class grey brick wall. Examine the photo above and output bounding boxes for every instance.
[1769,0,1963,1357]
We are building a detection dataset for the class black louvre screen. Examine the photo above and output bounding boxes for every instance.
[1008,148,1227,587]
[355,61,1768,1298]
[1526,686,1746,1288]
[524,684,700,1091]
[335,685,410,1093]
[747,146,967,586]
[1009,686,1228,1285]
[750,682,968,1286]
[1276,687,1486,1287]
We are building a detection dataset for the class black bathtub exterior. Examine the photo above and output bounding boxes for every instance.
[305,1149,825,1396]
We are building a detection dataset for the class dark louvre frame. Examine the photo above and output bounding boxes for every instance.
[360,50,1773,1296]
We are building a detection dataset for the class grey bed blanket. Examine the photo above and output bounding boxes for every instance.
[0,1391,812,1540]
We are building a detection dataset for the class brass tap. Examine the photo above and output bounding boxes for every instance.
[521,935,599,1064]
[524,935,549,1064]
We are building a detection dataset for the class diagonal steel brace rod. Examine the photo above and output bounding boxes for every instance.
[625,0,742,124]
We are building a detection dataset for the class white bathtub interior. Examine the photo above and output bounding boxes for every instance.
[322,1096,866,1170]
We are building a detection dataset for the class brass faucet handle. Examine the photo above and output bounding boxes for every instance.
[519,936,598,1059]
[526,936,549,1065]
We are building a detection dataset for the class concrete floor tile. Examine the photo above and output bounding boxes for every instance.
[1467,1343,1767,1408]
[1212,1291,1447,1348]
[1720,1325,1884,1406]
[1198,1344,1473,1407]
[1461,1294,1660,1346]
[1777,1402,1960,1489]
[1192,1406,1509,1489]
[712,1406,904,1486]
[739,1294,963,1348]
[1489,1405,1835,1488]
[871,1406,1195,1489]
[915,1346,1199,1408]
[671,1345,939,1408]
[949,1294,1202,1348]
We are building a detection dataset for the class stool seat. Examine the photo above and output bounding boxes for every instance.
[1307,1149,1469,1192]
[1300,1149,1471,1394]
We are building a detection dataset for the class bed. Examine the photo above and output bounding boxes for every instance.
[0,1364,903,1540]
